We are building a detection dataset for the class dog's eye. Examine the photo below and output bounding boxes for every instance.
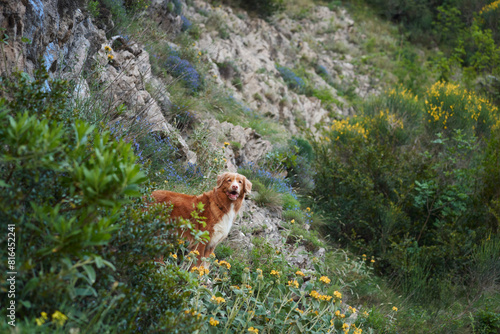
[227,179,231,182]
[239,181,242,183]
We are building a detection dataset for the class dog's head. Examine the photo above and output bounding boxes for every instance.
[217,172,252,201]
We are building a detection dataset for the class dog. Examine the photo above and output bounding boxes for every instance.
[151,172,252,267]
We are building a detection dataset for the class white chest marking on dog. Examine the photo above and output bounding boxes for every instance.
[209,204,236,247]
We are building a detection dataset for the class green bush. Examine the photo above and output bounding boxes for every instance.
[310,81,500,307]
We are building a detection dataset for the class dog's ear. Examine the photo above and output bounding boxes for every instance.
[244,177,252,194]
[217,172,230,188]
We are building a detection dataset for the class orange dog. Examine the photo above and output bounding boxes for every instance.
[151,172,252,266]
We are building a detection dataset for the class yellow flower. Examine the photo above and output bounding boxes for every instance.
[287,280,299,288]
[335,310,341,316]
[290,219,295,224]
[343,323,350,330]
[334,291,342,299]
[295,270,305,277]
[104,45,112,52]
[36,311,48,326]
[295,308,304,314]
[209,317,219,326]
[319,276,331,284]
[306,207,311,211]
[224,141,230,146]
[107,54,114,60]
[392,306,398,312]
[270,270,280,277]
[177,239,184,244]
[218,260,231,269]
[248,327,259,333]
[371,259,375,263]
[52,310,68,327]
[211,295,226,304]
[169,252,177,259]
[190,250,200,256]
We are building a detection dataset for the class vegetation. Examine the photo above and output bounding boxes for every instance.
[1,0,499,333]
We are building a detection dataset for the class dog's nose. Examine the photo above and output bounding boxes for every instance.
[232,185,239,190]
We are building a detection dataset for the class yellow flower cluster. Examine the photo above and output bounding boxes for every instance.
[379,109,404,130]
[211,295,226,304]
[191,266,209,277]
[330,119,368,140]
[319,276,331,284]
[52,310,68,327]
[35,312,48,326]
[295,270,305,277]
[169,252,177,259]
[334,291,342,299]
[386,86,418,102]
[425,81,498,132]
[218,260,231,269]
[189,250,200,257]
[248,326,259,333]
[480,0,500,14]
[310,290,333,301]
[209,317,219,326]
[287,280,299,288]
[348,306,357,313]
[393,306,398,312]
[295,308,304,314]
[270,270,280,277]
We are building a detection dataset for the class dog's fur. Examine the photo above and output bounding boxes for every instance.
[151,172,252,266]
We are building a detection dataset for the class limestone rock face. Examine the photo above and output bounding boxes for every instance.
[202,119,272,172]
[0,0,105,76]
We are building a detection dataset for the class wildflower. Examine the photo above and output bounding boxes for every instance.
[107,54,114,60]
[392,306,398,312]
[371,259,375,263]
[224,141,230,146]
[209,252,216,259]
[335,310,341,316]
[295,270,305,277]
[35,312,48,326]
[334,291,342,299]
[211,295,226,304]
[287,280,299,288]
[248,327,259,334]
[343,323,350,331]
[348,306,357,313]
[104,45,112,52]
[270,270,280,277]
[320,276,331,284]
[363,311,369,317]
[257,274,264,281]
[295,308,304,314]
[290,219,295,224]
[330,319,335,326]
[189,250,200,257]
[306,207,311,211]
[52,310,68,327]
[177,239,184,244]
[340,313,345,318]
[209,317,219,326]
[218,260,231,269]
[256,268,263,274]
[169,252,177,259]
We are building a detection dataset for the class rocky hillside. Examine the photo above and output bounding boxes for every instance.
[0,0,384,261]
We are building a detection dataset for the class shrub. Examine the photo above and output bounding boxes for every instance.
[0,70,149,330]
[276,64,306,94]
[165,55,202,92]
[310,80,500,306]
